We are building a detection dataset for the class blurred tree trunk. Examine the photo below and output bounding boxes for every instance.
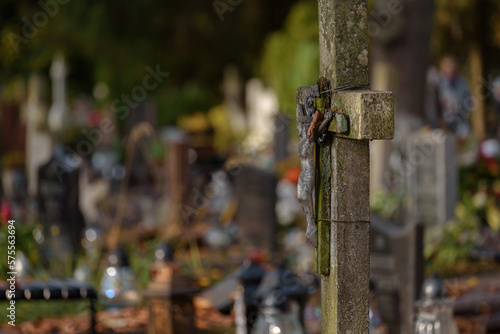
[468,0,487,139]
[370,0,434,193]
[470,44,485,139]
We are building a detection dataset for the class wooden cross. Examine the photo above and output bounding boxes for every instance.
[296,1,394,333]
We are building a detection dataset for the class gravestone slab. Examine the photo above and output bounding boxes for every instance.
[26,74,53,197]
[47,52,72,135]
[370,214,424,334]
[405,129,457,226]
[37,146,84,273]
[233,165,277,252]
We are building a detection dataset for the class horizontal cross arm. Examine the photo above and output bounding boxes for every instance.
[329,90,394,140]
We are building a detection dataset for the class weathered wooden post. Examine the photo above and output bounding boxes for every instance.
[296,1,394,333]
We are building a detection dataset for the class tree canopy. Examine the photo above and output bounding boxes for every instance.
[0,0,298,124]
[260,0,319,115]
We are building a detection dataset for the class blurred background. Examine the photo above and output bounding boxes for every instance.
[1,0,500,333]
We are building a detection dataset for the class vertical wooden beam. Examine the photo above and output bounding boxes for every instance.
[317,1,370,333]
[318,0,369,88]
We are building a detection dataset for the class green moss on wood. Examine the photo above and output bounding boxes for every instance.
[314,134,332,275]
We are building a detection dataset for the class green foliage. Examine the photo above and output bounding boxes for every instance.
[459,144,500,231]
[147,138,166,164]
[424,201,480,277]
[432,0,500,60]
[1,0,299,124]
[260,0,319,115]
[206,105,248,154]
[157,84,214,126]
[425,147,500,277]
[0,300,90,325]
[370,188,404,220]
[125,239,157,291]
[0,221,44,280]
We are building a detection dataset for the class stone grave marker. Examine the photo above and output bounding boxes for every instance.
[47,52,72,136]
[405,129,457,226]
[26,74,53,197]
[37,145,84,273]
[233,165,277,252]
[370,214,424,334]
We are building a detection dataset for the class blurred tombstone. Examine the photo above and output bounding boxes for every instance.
[273,114,290,164]
[222,65,246,133]
[243,79,279,152]
[26,74,53,197]
[405,129,457,226]
[37,145,84,274]
[369,214,424,334]
[233,165,277,252]
[47,52,72,136]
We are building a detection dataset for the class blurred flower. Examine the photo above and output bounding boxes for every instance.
[480,139,500,159]
[0,201,12,224]
[472,191,487,209]
[478,139,500,174]
[284,167,301,184]
[486,203,500,232]
[87,110,103,127]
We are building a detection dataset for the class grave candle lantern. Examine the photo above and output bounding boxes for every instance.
[100,247,140,308]
[252,293,305,334]
[414,274,458,334]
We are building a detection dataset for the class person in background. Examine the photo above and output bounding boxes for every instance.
[438,56,472,137]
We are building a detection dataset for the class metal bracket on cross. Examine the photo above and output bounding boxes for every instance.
[296,79,349,139]
[296,77,394,275]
